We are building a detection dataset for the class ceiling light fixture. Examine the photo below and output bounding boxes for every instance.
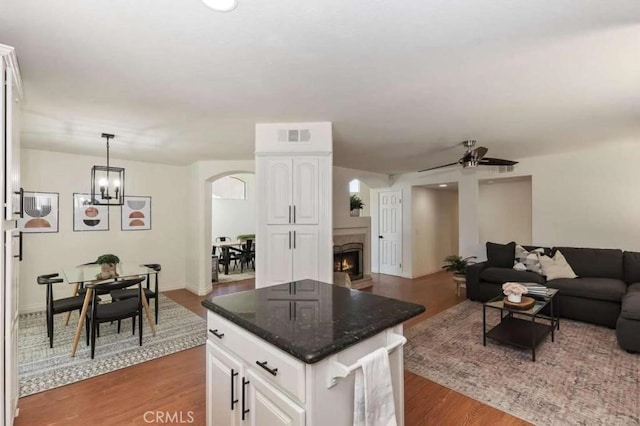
[202,0,238,12]
[91,133,125,206]
[438,184,448,188]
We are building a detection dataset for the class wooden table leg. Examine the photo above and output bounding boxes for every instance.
[141,291,156,336]
[64,282,80,326]
[71,288,92,357]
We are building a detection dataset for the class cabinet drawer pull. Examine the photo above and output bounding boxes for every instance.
[242,378,250,420]
[288,205,292,224]
[209,329,225,339]
[256,360,279,376]
[231,369,239,410]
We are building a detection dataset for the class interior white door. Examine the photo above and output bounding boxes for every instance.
[378,190,403,276]
[292,158,319,225]
[291,227,319,282]
[265,158,293,225]
[246,369,305,426]
[206,341,243,426]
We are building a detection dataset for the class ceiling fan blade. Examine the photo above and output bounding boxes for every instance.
[473,146,488,160]
[418,162,459,173]
[478,157,519,166]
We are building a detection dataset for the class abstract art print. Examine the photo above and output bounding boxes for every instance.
[73,193,109,231]
[18,192,59,233]
[121,196,151,231]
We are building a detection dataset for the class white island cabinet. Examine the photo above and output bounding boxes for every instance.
[203,280,425,426]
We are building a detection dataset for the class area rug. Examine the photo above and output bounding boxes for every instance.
[18,294,206,397]
[404,300,639,425]
[216,270,255,283]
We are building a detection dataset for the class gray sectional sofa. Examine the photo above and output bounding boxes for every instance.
[466,243,640,353]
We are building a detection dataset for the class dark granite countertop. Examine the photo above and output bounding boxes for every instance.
[201,280,425,364]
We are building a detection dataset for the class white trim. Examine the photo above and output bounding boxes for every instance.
[0,44,23,98]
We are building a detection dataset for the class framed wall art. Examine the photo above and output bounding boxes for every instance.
[121,195,151,231]
[73,193,109,231]
[18,191,59,233]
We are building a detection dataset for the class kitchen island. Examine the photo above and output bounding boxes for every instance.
[202,279,425,426]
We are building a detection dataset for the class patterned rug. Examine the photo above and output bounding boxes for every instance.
[404,300,639,425]
[216,270,255,283]
[18,294,206,397]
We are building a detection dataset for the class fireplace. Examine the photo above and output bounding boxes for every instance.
[334,242,364,281]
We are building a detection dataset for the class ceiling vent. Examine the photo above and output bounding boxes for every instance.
[278,129,311,143]
[498,165,515,173]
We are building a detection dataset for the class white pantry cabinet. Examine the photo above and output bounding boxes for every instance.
[264,157,319,225]
[255,122,333,288]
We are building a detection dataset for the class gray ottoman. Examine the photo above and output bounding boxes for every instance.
[616,292,640,353]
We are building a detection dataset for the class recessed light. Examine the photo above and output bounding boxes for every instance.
[202,0,238,12]
[438,184,448,188]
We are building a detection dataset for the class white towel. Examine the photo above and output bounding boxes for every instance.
[353,347,398,426]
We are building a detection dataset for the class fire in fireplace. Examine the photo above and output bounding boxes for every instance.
[333,242,364,281]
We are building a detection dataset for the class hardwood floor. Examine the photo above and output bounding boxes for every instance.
[15,273,530,426]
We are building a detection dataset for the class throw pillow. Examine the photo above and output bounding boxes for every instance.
[537,250,578,280]
[513,244,545,274]
[486,242,516,268]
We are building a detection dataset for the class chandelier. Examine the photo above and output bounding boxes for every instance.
[91,133,125,206]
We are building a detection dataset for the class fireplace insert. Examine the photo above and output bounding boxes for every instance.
[333,242,364,281]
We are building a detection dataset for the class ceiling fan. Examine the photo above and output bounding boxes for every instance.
[418,140,518,172]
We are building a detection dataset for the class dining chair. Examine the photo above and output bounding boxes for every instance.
[109,265,161,324]
[85,277,145,359]
[240,239,255,272]
[216,236,241,272]
[37,273,87,348]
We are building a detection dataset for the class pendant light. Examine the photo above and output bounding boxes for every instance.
[91,133,125,206]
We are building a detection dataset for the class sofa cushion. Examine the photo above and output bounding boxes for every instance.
[486,242,515,268]
[620,292,640,320]
[514,245,545,274]
[554,247,623,280]
[538,250,577,280]
[480,267,546,285]
[546,277,627,302]
[623,251,640,285]
[627,283,640,293]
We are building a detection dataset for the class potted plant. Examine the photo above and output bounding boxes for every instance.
[442,255,476,277]
[236,234,255,241]
[350,194,364,217]
[95,254,120,279]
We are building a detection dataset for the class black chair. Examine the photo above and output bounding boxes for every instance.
[110,264,161,324]
[85,277,145,359]
[37,273,87,348]
[240,239,255,272]
[216,236,240,272]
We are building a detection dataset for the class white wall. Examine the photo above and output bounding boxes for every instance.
[185,160,255,296]
[332,166,389,221]
[478,178,532,248]
[19,148,188,312]
[411,187,459,278]
[378,141,640,274]
[211,173,255,241]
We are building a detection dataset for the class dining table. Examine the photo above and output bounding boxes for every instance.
[62,263,158,357]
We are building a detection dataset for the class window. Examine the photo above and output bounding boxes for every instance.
[212,176,246,200]
[349,179,360,193]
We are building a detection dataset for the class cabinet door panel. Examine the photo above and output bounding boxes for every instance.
[247,369,305,426]
[291,228,319,282]
[266,158,293,225]
[206,341,243,426]
[264,228,293,286]
[4,73,20,221]
[292,158,319,225]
